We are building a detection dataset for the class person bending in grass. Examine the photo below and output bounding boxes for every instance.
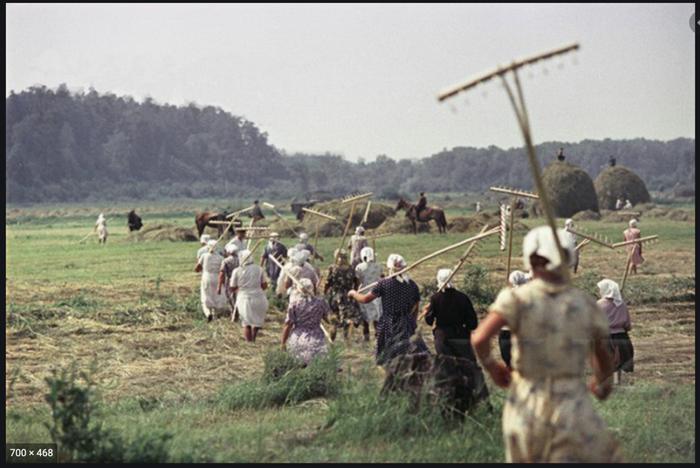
[471,226,622,463]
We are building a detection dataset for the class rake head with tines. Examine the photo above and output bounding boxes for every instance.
[565,227,614,249]
[489,185,540,199]
[340,192,373,205]
[611,235,659,249]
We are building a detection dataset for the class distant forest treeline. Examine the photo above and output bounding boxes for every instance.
[6,85,695,203]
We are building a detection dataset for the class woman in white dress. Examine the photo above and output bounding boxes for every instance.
[231,248,270,342]
[95,213,108,244]
[354,246,383,341]
[195,239,228,322]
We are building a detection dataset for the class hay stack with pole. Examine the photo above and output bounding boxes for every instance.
[594,165,651,210]
[539,160,599,217]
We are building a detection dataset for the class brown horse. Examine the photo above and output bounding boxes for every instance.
[395,198,448,234]
[194,211,237,237]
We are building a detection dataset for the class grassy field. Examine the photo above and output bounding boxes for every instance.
[5,198,696,462]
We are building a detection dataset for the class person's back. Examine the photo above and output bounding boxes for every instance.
[427,288,476,331]
[202,251,223,275]
[233,264,264,292]
[493,279,605,379]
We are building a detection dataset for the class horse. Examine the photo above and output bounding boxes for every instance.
[194,211,237,238]
[395,198,448,234]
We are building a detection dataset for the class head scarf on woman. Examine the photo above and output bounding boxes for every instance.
[296,278,315,300]
[267,232,279,249]
[238,249,254,266]
[360,246,375,263]
[289,250,305,267]
[522,226,576,272]
[508,270,529,288]
[225,243,239,256]
[200,234,211,245]
[387,253,410,283]
[355,226,365,235]
[565,219,574,229]
[299,232,309,242]
[597,278,624,307]
[629,219,638,228]
[436,268,454,290]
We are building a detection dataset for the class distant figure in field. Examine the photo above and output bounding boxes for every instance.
[609,155,616,167]
[355,247,383,341]
[230,249,269,342]
[348,226,368,270]
[324,249,362,342]
[95,213,108,244]
[615,198,624,211]
[624,199,633,209]
[295,232,324,262]
[623,219,644,275]
[557,147,566,162]
[281,278,332,365]
[597,279,634,385]
[249,200,265,222]
[195,240,228,322]
[475,201,481,213]
[127,209,143,232]
[564,218,580,274]
[218,243,240,321]
[260,232,287,285]
[416,192,428,218]
[197,234,211,262]
[226,228,247,253]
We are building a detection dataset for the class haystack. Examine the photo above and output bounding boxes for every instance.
[130,223,198,242]
[572,210,601,221]
[375,215,431,234]
[294,201,396,238]
[594,166,651,210]
[540,161,599,217]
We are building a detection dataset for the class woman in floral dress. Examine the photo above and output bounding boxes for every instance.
[281,278,331,365]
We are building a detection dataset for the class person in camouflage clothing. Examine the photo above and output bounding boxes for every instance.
[324,249,362,341]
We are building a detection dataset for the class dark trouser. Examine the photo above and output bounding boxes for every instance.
[498,330,512,368]
[609,332,634,372]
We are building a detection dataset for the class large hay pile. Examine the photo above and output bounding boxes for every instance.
[594,166,651,210]
[129,223,198,242]
[375,215,432,234]
[289,201,396,238]
[540,161,599,217]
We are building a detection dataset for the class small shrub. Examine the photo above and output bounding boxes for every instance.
[44,363,173,462]
[460,265,498,310]
[218,349,342,410]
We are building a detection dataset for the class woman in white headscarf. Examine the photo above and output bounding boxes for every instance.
[218,243,240,321]
[197,234,212,261]
[349,253,428,365]
[471,226,622,463]
[348,226,369,270]
[354,246,383,341]
[196,239,228,322]
[286,250,320,303]
[597,279,633,384]
[281,278,332,365]
[276,247,298,297]
[623,219,644,274]
[564,218,580,273]
[498,270,530,368]
[95,213,108,244]
[230,248,269,342]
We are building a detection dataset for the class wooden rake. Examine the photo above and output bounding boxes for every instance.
[262,202,300,237]
[438,42,580,283]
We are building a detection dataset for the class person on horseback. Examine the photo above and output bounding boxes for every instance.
[416,192,427,220]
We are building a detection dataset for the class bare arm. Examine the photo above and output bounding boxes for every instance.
[281,322,293,349]
[348,290,378,304]
[471,311,511,388]
[217,271,225,294]
[588,337,615,400]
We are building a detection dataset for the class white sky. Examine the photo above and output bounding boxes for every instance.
[6,3,696,161]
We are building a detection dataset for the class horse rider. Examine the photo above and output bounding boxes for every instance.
[416,192,428,220]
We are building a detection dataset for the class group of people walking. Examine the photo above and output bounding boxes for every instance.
[192,208,645,463]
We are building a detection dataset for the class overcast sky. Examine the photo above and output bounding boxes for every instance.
[6,3,695,161]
